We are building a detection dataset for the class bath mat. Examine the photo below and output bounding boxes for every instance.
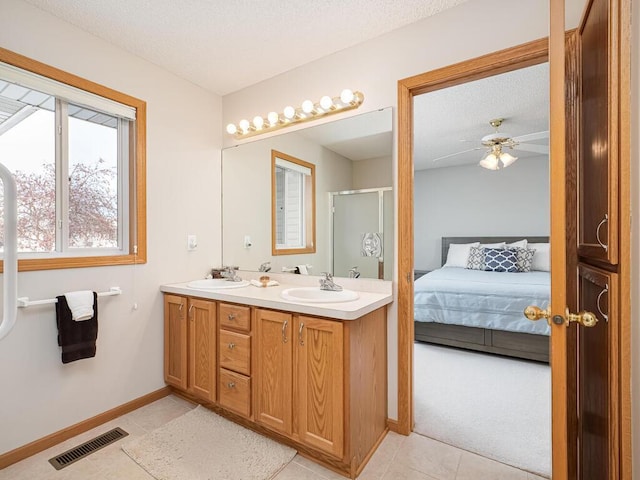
[122,405,296,480]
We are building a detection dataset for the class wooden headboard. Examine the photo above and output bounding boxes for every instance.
[441,236,550,266]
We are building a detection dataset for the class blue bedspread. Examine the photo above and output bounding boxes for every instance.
[414,267,551,335]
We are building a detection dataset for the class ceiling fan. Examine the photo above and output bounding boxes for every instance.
[432,118,549,170]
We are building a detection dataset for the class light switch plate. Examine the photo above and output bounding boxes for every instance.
[187,235,197,251]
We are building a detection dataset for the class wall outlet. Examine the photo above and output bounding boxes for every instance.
[187,234,197,251]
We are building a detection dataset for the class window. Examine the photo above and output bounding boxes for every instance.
[0,48,146,271]
[271,150,315,255]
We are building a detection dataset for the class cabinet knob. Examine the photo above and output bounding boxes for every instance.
[227,382,236,389]
[228,343,235,349]
[228,313,236,321]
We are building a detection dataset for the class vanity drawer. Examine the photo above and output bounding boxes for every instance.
[219,303,251,332]
[219,330,251,375]
[219,369,251,417]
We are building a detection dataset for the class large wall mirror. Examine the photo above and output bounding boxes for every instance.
[222,107,393,280]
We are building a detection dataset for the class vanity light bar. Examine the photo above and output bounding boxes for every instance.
[226,89,365,139]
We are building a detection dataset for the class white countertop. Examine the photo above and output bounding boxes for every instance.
[160,279,393,321]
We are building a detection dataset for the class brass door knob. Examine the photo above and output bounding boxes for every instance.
[524,305,551,322]
[565,309,598,327]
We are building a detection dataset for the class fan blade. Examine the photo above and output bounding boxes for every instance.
[511,130,549,142]
[432,147,483,162]
[514,143,549,154]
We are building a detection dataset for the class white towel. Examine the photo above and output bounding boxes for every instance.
[297,265,309,275]
[64,290,94,321]
[250,279,280,287]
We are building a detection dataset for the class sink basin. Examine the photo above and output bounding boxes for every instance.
[280,287,359,303]
[186,278,250,289]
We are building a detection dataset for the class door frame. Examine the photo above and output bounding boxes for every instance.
[396,35,549,436]
[396,2,632,478]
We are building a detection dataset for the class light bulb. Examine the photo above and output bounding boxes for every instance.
[283,106,295,119]
[267,111,279,125]
[340,89,354,104]
[301,100,314,114]
[319,95,333,110]
[479,153,499,170]
[226,123,237,135]
[253,115,264,129]
[239,119,250,132]
[499,151,518,168]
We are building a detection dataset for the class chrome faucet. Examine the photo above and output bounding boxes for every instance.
[258,261,271,272]
[221,266,242,282]
[348,266,361,279]
[319,272,343,291]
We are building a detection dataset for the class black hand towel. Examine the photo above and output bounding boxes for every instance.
[55,292,98,364]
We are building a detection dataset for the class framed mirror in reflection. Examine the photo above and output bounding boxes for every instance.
[222,107,393,280]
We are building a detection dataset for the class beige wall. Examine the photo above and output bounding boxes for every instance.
[0,0,223,454]
[352,156,393,190]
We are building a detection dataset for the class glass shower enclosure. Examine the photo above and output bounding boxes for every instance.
[331,187,393,280]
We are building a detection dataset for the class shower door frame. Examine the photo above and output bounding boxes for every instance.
[329,186,392,280]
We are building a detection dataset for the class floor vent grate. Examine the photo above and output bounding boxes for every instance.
[48,427,128,470]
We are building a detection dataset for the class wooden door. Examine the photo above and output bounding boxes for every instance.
[255,309,293,436]
[163,294,187,390]
[188,298,216,402]
[550,0,630,478]
[295,316,344,458]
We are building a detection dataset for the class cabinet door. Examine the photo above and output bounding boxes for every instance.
[576,264,619,480]
[188,298,217,402]
[577,0,619,264]
[164,295,187,390]
[295,316,344,458]
[255,309,293,436]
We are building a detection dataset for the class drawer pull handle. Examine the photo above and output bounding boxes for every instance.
[597,284,609,322]
[228,343,235,349]
[188,304,194,316]
[227,313,236,321]
[227,382,236,389]
[298,322,304,346]
[282,320,288,343]
[596,214,609,252]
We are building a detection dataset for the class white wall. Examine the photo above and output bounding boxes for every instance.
[414,157,550,270]
[222,0,555,419]
[352,156,393,189]
[0,0,223,454]
[222,133,353,274]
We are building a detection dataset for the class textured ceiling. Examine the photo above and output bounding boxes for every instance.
[23,0,468,96]
[414,62,549,170]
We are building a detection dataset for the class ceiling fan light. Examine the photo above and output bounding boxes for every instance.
[479,153,500,170]
[499,151,518,168]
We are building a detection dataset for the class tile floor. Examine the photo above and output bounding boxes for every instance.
[0,395,548,480]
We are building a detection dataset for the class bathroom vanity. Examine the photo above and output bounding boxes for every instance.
[160,277,391,479]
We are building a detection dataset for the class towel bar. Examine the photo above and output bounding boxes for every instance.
[17,287,122,308]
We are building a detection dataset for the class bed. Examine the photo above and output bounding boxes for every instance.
[414,236,550,362]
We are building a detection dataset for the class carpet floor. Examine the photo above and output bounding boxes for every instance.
[122,405,296,480]
[413,342,551,478]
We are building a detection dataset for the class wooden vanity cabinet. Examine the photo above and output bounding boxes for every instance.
[163,294,216,403]
[165,293,388,478]
[255,307,387,475]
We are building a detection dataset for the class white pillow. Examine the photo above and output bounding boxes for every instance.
[529,243,550,271]
[507,239,528,249]
[444,242,480,268]
[480,242,506,249]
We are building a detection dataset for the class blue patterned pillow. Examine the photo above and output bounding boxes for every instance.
[484,248,518,273]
